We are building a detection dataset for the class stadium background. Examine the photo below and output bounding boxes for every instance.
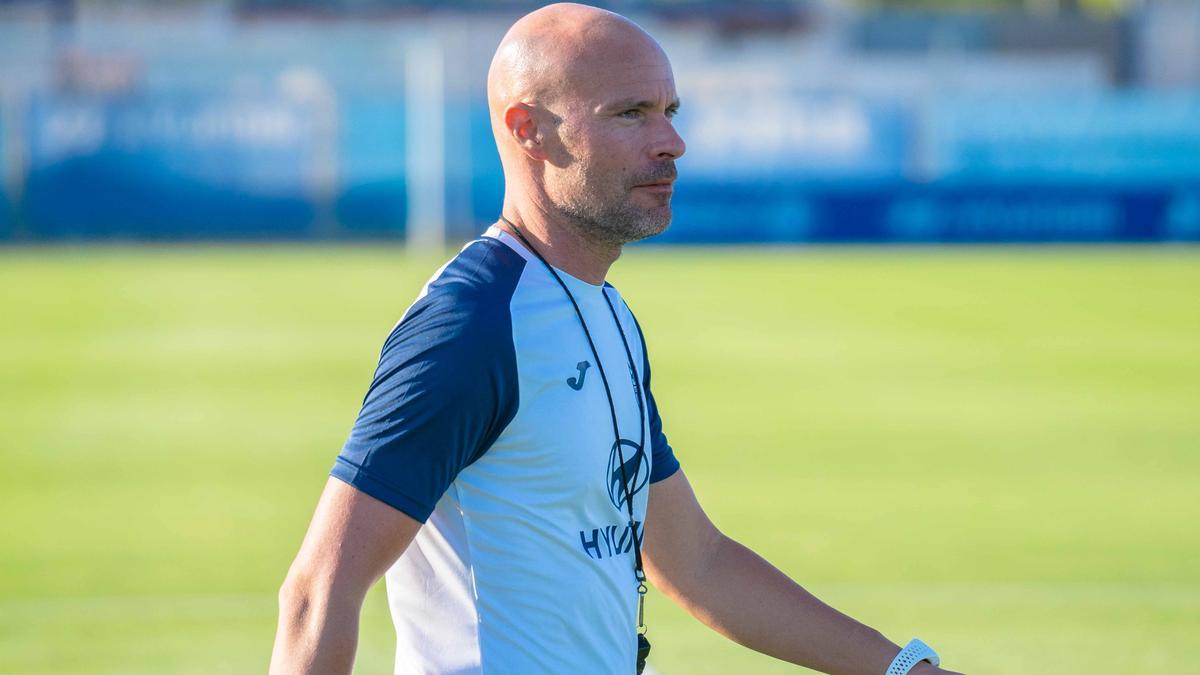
[1,0,1197,673]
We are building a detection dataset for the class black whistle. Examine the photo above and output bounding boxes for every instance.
[636,634,651,674]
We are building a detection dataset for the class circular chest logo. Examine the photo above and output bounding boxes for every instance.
[607,439,649,511]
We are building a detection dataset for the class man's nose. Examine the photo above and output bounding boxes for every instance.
[651,119,686,161]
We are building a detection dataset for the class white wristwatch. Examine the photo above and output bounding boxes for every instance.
[885,638,940,675]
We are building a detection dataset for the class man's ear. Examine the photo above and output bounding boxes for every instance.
[504,103,548,160]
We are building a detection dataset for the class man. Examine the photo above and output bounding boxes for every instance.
[271,4,964,674]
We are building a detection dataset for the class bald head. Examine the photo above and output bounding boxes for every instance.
[487,3,666,125]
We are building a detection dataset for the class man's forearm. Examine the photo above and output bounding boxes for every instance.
[269,580,362,675]
[662,533,912,675]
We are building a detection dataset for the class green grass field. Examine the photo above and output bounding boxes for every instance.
[2,245,1198,674]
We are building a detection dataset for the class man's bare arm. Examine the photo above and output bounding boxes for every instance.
[270,477,421,675]
[643,470,961,675]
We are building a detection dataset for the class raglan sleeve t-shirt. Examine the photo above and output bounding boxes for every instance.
[326,231,682,674]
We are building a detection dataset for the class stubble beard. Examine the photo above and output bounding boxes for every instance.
[552,161,676,247]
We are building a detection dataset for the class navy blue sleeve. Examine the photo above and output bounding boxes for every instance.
[631,314,680,484]
[331,240,525,522]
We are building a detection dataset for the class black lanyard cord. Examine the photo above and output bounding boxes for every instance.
[499,217,651,622]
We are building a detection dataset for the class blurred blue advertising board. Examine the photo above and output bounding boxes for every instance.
[928,93,1200,185]
[675,93,910,182]
[334,97,408,237]
[4,88,1199,243]
[0,116,9,239]
[651,91,1200,243]
[23,93,317,238]
[662,182,1200,244]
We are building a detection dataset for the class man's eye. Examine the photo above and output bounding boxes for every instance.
[620,109,643,119]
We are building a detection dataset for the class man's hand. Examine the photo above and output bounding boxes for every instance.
[269,477,421,675]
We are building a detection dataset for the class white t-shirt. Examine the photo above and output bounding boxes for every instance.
[332,226,680,674]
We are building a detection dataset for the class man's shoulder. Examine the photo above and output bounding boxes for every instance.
[425,236,528,303]
[385,237,528,351]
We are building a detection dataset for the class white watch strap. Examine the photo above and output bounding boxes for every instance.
[885,638,940,675]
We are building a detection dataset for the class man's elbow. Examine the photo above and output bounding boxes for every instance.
[272,570,326,674]
[278,562,368,630]
[647,527,728,603]
[278,572,315,627]
[278,562,341,632]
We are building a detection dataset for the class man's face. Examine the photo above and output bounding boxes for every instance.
[543,46,686,245]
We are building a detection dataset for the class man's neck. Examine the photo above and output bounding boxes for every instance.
[497,204,621,286]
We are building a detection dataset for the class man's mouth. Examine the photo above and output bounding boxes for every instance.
[633,180,674,193]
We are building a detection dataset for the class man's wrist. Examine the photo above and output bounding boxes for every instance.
[885,637,941,675]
